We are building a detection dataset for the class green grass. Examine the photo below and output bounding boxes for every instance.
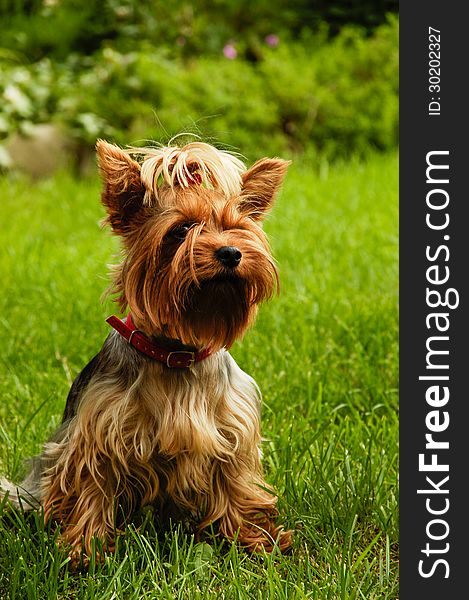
[0,151,398,599]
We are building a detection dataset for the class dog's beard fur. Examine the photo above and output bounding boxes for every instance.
[185,277,253,349]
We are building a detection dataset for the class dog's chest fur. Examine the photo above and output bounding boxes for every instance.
[55,332,262,507]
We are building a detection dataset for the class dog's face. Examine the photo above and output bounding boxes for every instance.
[97,141,290,350]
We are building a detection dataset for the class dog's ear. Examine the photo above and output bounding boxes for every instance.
[239,158,290,220]
[96,140,146,234]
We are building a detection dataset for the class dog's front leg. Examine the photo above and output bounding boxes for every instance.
[41,428,160,567]
[43,462,114,565]
[41,443,118,566]
[201,460,292,553]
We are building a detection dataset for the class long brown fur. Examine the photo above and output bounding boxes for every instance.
[1,139,291,563]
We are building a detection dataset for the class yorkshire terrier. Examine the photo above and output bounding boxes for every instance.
[1,139,291,563]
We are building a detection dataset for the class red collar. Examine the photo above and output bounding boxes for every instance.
[106,314,211,368]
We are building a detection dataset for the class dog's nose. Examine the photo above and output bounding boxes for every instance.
[215,246,242,268]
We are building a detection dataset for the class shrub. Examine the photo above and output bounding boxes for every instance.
[0,0,398,61]
[0,16,398,164]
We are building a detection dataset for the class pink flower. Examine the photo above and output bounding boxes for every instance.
[223,44,237,59]
[265,34,279,47]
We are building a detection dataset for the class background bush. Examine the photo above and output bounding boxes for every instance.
[0,0,398,165]
[0,0,398,60]
[0,9,398,164]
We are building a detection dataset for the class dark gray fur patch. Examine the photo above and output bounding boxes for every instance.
[61,331,145,424]
[62,353,102,422]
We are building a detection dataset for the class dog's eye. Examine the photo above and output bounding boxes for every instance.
[170,223,194,240]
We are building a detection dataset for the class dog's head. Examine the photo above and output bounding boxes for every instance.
[97,140,290,351]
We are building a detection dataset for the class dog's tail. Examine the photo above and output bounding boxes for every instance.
[1,478,24,508]
[0,462,42,511]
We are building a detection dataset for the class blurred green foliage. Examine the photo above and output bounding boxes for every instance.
[0,1,398,163]
[0,0,398,60]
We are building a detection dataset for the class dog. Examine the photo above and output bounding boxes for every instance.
[1,139,291,564]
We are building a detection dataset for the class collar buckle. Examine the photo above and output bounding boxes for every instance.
[166,350,195,369]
